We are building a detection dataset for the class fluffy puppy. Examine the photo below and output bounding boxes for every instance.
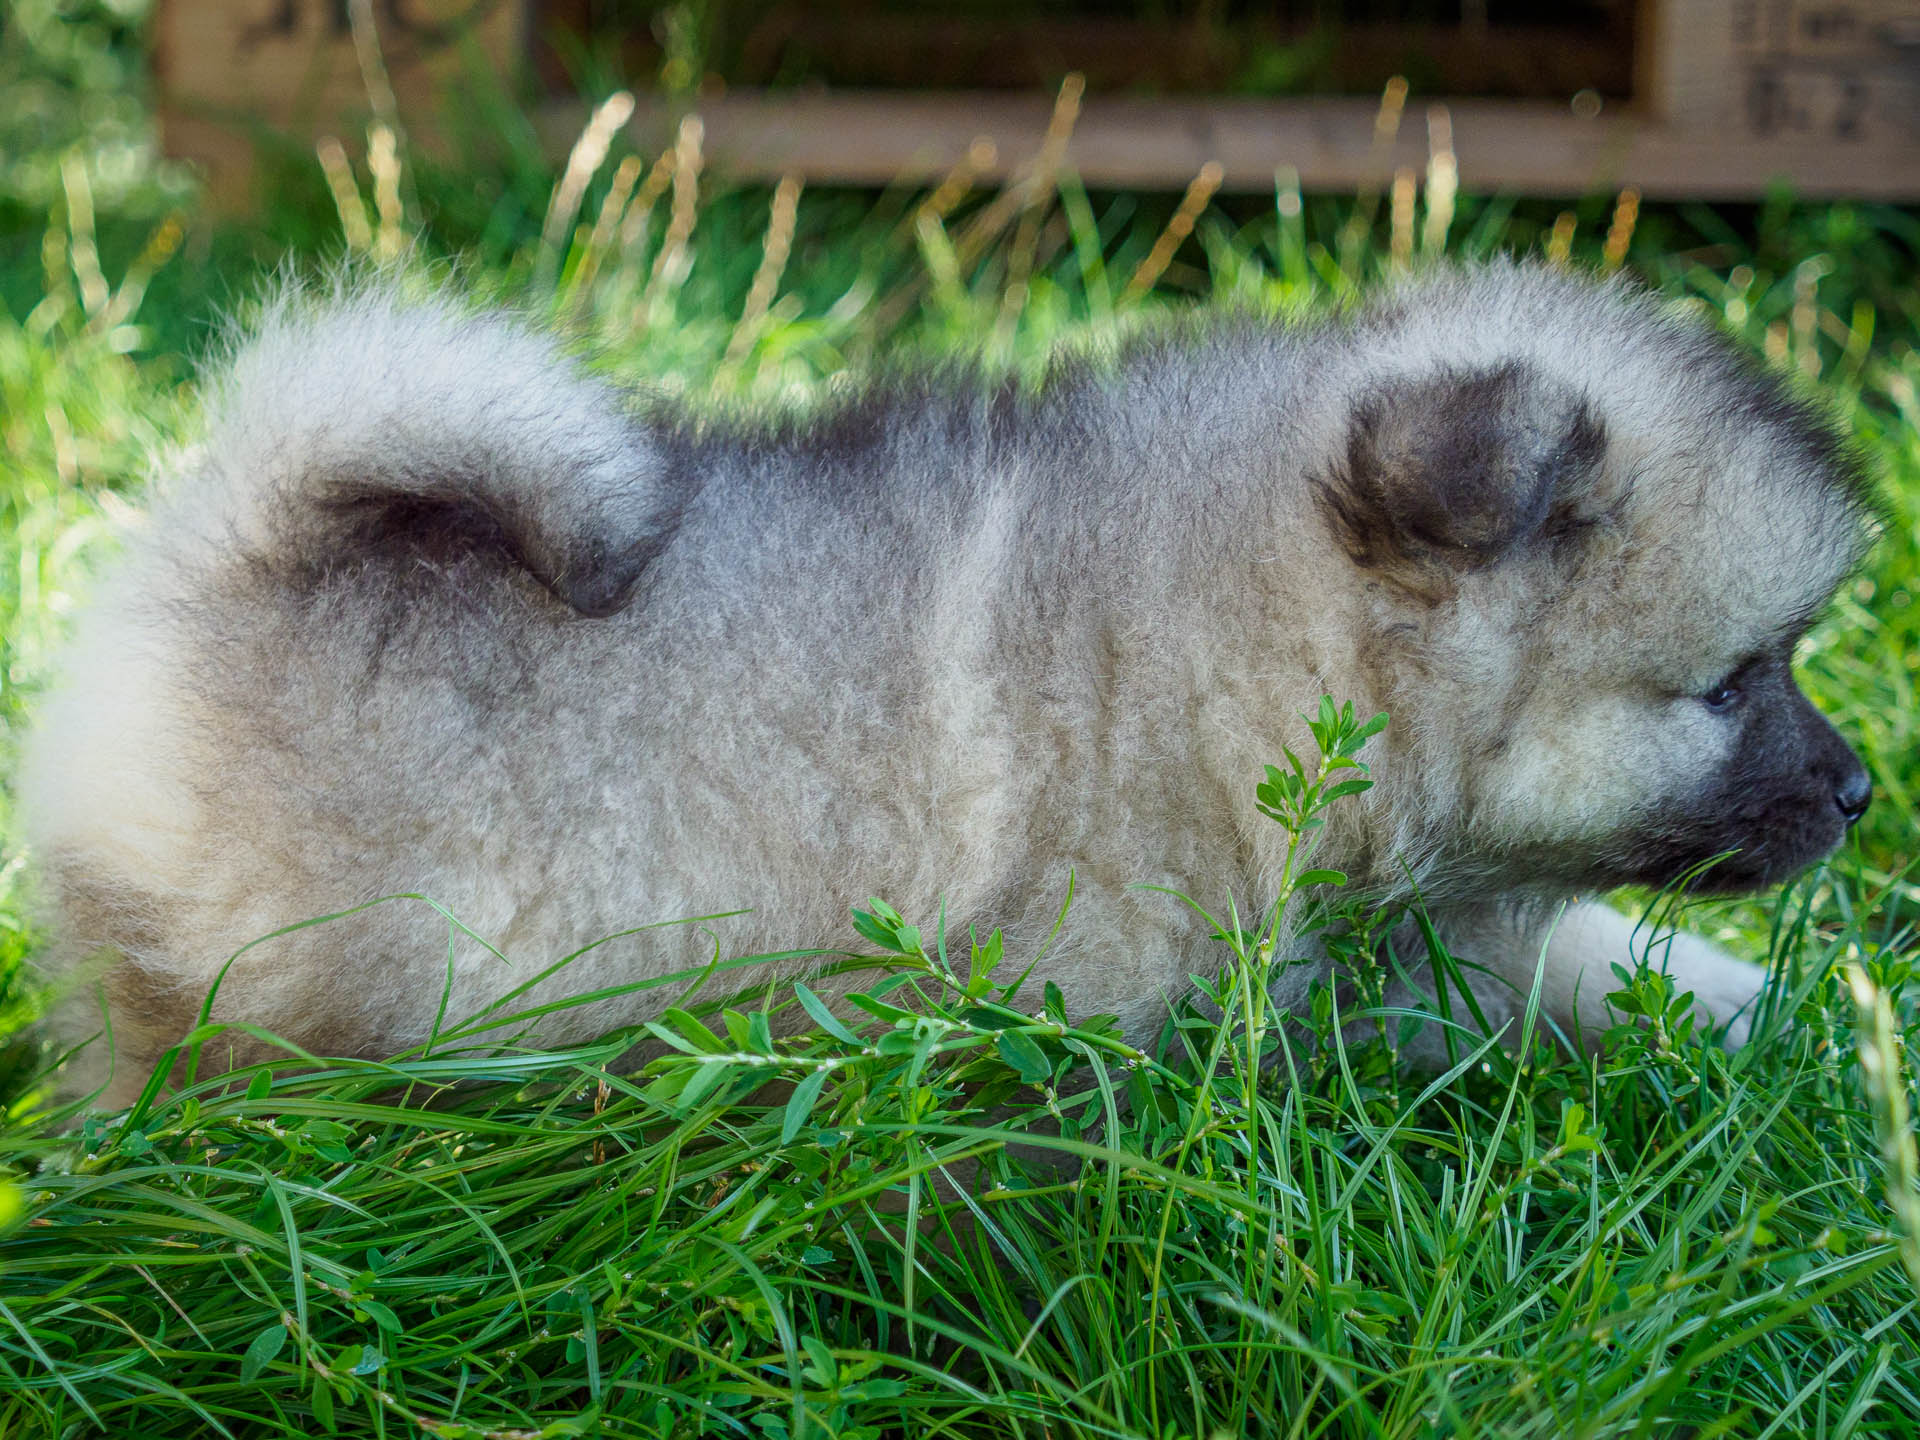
[22,263,1872,1106]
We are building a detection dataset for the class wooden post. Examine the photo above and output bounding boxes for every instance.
[155,0,527,208]
[1638,0,1920,143]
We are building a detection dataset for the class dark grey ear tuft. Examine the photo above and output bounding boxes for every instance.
[318,464,684,620]
[1320,362,1606,581]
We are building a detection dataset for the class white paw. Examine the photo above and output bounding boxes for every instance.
[1646,929,1768,1048]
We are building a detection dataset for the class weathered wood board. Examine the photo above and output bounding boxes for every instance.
[156,0,1920,200]
[1640,0,1920,142]
[533,87,1920,201]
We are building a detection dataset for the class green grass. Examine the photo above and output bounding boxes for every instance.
[3,11,1920,1435]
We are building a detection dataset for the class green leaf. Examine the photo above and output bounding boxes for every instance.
[641,1021,707,1056]
[843,1378,909,1401]
[996,1031,1051,1084]
[957,1005,1022,1031]
[1296,869,1348,887]
[800,1333,836,1385]
[747,1009,775,1054]
[661,1008,726,1054]
[967,927,1004,996]
[782,1066,831,1145]
[1607,988,1647,1017]
[851,898,920,955]
[676,1060,731,1112]
[356,1299,402,1334]
[850,906,901,951]
[311,1373,337,1433]
[245,1069,272,1102]
[793,982,863,1045]
[239,1321,287,1383]
[845,992,917,1025]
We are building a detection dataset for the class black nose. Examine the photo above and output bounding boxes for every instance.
[1835,767,1872,824]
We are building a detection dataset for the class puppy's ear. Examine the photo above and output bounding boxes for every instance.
[1320,362,1605,581]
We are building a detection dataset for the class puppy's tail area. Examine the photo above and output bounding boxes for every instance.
[185,284,680,617]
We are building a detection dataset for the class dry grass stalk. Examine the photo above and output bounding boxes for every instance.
[59,153,109,324]
[1847,963,1920,1299]
[1389,167,1417,268]
[998,77,1084,342]
[344,0,402,140]
[367,123,406,263]
[913,210,966,316]
[538,91,637,291]
[1886,368,1919,422]
[616,147,679,264]
[1422,104,1456,254]
[959,73,1083,273]
[316,136,374,254]
[1793,258,1829,377]
[592,1078,611,1167]
[1339,77,1410,266]
[1601,187,1639,271]
[1373,75,1411,148]
[1723,264,1754,326]
[647,114,706,297]
[1276,167,1303,224]
[1765,319,1790,364]
[951,183,1028,272]
[1122,161,1223,304]
[878,88,1071,339]
[917,137,999,230]
[1546,211,1577,266]
[564,153,644,309]
[1035,72,1085,176]
[103,214,183,331]
[723,173,805,369]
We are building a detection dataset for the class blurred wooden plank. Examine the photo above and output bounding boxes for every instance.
[533,89,1920,200]
[157,0,1920,205]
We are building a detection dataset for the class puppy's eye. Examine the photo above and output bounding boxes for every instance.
[1701,678,1742,712]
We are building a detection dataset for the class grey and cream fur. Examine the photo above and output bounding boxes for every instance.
[22,263,1874,1107]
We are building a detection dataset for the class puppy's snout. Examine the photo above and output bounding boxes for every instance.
[1835,762,1872,825]
[1799,690,1871,829]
